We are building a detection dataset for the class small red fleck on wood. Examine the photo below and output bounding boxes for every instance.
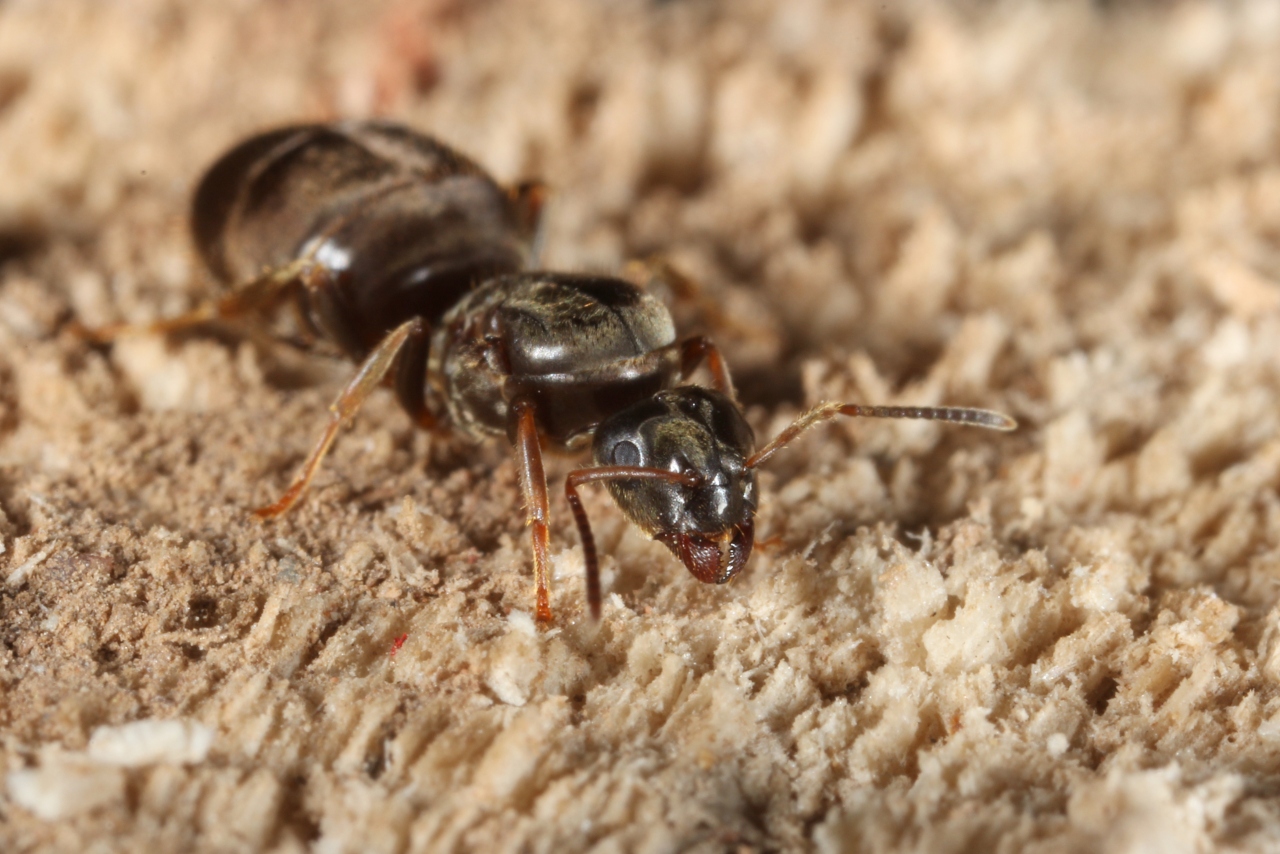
[390,633,408,658]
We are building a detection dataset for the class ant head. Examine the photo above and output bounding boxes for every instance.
[570,383,1014,618]
[592,387,758,584]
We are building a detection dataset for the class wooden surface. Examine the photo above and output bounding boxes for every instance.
[2,1,1280,851]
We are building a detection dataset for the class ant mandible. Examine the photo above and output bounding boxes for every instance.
[80,121,1015,623]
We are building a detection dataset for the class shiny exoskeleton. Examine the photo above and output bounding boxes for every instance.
[82,120,1016,623]
[189,121,543,420]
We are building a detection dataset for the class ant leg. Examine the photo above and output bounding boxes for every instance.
[72,258,320,343]
[563,474,601,621]
[746,402,1018,470]
[677,336,737,401]
[565,466,701,620]
[625,256,728,328]
[254,317,427,518]
[512,399,554,623]
[626,255,773,344]
[510,179,548,264]
[392,323,439,431]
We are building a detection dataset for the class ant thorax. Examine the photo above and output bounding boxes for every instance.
[432,272,681,447]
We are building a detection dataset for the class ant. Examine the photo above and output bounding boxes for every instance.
[80,120,1015,623]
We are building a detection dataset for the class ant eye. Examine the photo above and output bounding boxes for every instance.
[611,439,642,467]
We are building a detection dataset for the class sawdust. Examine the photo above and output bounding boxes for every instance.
[2,0,1280,851]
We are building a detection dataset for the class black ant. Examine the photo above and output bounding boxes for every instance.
[79,121,1015,623]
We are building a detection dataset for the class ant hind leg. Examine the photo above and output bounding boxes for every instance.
[72,258,319,343]
[254,317,428,519]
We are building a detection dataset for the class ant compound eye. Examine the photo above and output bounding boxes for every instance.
[611,439,642,467]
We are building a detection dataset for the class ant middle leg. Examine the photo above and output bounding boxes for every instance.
[678,336,737,401]
[254,317,429,519]
[625,256,728,330]
[510,179,548,264]
[512,398,554,624]
[622,335,737,400]
[625,255,774,343]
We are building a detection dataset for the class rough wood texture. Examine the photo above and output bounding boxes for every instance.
[3,1,1280,851]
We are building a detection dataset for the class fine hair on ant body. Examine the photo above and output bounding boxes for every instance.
[80,121,1016,623]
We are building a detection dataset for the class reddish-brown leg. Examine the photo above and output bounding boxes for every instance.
[626,256,730,331]
[391,318,439,431]
[76,179,426,346]
[564,466,701,620]
[255,317,427,518]
[678,335,737,401]
[512,399,554,623]
[72,257,321,343]
[627,255,778,347]
[511,179,548,262]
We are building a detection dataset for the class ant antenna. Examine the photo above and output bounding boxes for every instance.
[746,402,1017,470]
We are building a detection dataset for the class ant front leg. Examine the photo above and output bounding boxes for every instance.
[255,317,429,518]
[72,257,324,343]
[565,466,702,620]
[511,399,554,623]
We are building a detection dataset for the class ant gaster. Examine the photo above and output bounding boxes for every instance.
[82,121,1016,623]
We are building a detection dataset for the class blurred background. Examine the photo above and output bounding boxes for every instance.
[4,0,1275,408]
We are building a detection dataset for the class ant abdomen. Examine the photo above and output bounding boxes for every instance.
[192,121,542,357]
